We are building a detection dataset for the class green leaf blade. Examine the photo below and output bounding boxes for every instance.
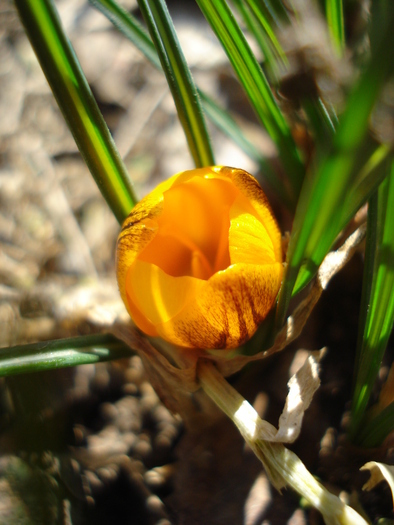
[326,0,345,56]
[15,0,137,224]
[243,0,288,68]
[0,335,132,376]
[275,4,394,327]
[350,163,394,441]
[196,0,304,198]
[358,402,394,448]
[232,0,277,79]
[91,0,294,206]
[90,0,161,69]
[340,144,392,230]
[137,0,214,168]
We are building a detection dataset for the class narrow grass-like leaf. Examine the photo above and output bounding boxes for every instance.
[196,0,304,201]
[326,0,345,56]
[357,402,394,448]
[349,162,394,441]
[251,0,289,24]
[231,0,279,79]
[340,144,392,230]
[292,39,394,296]
[0,334,132,376]
[242,0,288,69]
[15,0,137,224]
[90,0,291,205]
[352,190,379,396]
[275,5,394,327]
[302,97,336,154]
[137,0,214,168]
[90,0,161,69]
[199,92,293,206]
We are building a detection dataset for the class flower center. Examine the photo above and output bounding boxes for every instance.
[138,176,238,279]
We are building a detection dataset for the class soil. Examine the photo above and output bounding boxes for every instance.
[0,0,393,524]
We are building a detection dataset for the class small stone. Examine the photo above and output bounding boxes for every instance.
[96,465,119,484]
[123,432,138,450]
[123,383,138,396]
[134,436,152,460]
[146,494,167,518]
[100,402,118,422]
[73,425,85,446]
[288,508,307,525]
[144,465,174,491]
[152,405,176,425]
[85,470,104,492]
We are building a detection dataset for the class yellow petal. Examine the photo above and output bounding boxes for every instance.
[138,174,236,278]
[229,194,277,265]
[117,168,217,312]
[117,218,158,314]
[115,171,204,315]
[155,262,284,349]
[226,167,283,263]
[125,259,204,331]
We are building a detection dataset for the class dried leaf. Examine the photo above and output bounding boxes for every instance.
[273,349,324,443]
[112,323,199,417]
[237,350,324,445]
[361,461,394,507]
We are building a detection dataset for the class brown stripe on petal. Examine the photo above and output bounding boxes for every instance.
[243,273,273,328]
[120,217,140,233]
[158,266,263,349]
[161,291,232,349]
[214,331,228,349]
[119,200,163,234]
[245,285,262,327]
[116,221,159,314]
[118,223,156,249]
[228,285,250,347]
[209,308,230,349]
[173,318,226,349]
[230,168,269,208]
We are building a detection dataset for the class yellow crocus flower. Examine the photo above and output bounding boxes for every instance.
[116,166,283,349]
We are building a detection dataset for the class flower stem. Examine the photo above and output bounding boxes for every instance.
[198,360,368,525]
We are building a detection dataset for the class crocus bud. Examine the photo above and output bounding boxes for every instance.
[116,166,283,349]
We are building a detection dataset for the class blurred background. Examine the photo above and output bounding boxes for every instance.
[0,0,393,523]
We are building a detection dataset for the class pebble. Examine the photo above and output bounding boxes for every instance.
[144,464,174,491]
[146,494,167,518]
[319,427,337,457]
[96,464,119,484]
[124,356,145,386]
[115,396,141,433]
[140,382,160,415]
[92,364,110,390]
[123,432,139,451]
[154,433,173,450]
[100,401,118,422]
[123,382,138,396]
[73,425,86,446]
[88,427,129,456]
[152,405,176,425]
[288,508,307,525]
[134,435,152,460]
[85,470,104,492]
